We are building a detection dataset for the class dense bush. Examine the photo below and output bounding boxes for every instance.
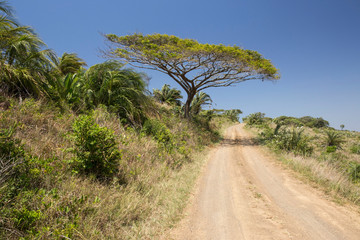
[348,161,360,182]
[260,126,313,157]
[70,115,121,180]
[223,109,242,122]
[142,119,175,150]
[273,116,329,129]
[350,144,360,154]
[299,116,329,128]
[324,131,344,148]
[274,116,303,127]
[243,112,266,126]
[326,146,337,153]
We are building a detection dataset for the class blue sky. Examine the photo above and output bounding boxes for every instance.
[11,0,360,131]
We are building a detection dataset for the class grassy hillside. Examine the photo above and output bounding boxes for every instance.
[0,96,237,239]
[243,113,360,206]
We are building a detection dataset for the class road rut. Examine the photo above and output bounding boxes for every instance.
[171,124,360,240]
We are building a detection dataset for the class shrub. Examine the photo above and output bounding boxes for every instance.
[326,146,337,153]
[348,162,360,182]
[350,144,360,154]
[243,112,266,126]
[142,119,174,150]
[299,116,329,128]
[268,128,313,156]
[274,116,303,127]
[70,115,121,180]
[223,109,242,122]
[324,131,344,148]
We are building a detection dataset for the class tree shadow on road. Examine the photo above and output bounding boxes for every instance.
[221,137,259,147]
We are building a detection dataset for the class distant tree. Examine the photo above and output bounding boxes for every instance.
[105,33,279,118]
[299,116,329,128]
[153,84,183,106]
[340,124,345,130]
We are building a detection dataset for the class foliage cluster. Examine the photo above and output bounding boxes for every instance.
[70,115,121,180]
[0,95,231,239]
[105,33,279,118]
[242,112,266,126]
[244,112,360,204]
[259,125,313,157]
[274,115,329,128]
[350,144,360,154]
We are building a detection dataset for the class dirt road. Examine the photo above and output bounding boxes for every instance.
[171,124,360,240]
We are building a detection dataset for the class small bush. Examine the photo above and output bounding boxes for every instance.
[70,115,121,180]
[142,119,174,150]
[324,131,344,148]
[326,146,337,153]
[348,162,360,182]
[223,109,242,122]
[243,112,266,126]
[265,128,313,156]
[350,144,360,154]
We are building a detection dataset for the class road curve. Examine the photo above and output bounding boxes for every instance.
[171,124,360,240]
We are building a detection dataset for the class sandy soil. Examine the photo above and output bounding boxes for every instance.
[170,124,360,240]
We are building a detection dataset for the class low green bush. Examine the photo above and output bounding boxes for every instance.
[243,112,266,126]
[348,161,360,182]
[142,119,175,150]
[350,144,360,154]
[324,131,344,148]
[260,127,313,157]
[70,115,121,180]
[326,146,337,153]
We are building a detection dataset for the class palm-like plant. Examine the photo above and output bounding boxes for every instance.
[56,52,87,76]
[324,130,344,148]
[0,1,57,98]
[153,84,183,106]
[83,61,149,124]
[224,109,242,122]
[190,92,212,115]
[54,72,84,108]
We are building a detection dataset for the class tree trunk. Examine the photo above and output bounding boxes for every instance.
[184,91,195,119]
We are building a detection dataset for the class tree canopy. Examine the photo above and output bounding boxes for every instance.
[105,33,279,118]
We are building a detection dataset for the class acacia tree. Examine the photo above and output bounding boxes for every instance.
[105,33,279,118]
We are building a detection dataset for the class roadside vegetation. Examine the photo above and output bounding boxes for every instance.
[243,113,360,206]
[0,2,242,239]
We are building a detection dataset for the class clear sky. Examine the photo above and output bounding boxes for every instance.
[11,0,360,131]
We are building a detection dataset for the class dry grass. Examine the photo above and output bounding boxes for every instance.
[246,123,360,206]
[0,97,225,239]
[280,153,360,204]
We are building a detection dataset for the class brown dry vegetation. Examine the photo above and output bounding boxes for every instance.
[0,97,233,239]
[244,118,360,206]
